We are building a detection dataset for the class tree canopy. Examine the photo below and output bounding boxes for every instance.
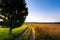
[0,0,28,33]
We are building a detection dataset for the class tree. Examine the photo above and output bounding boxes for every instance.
[0,0,28,34]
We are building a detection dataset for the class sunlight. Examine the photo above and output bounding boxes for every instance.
[0,15,5,21]
[0,15,5,18]
[0,19,3,21]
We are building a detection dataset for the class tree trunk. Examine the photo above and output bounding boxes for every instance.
[9,26,12,34]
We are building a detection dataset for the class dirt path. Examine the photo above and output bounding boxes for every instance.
[14,26,35,40]
[14,28,29,40]
[29,27,35,40]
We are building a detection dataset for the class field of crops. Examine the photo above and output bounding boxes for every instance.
[0,23,60,40]
[28,23,60,40]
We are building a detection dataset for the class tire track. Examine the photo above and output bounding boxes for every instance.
[14,27,29,40]
[29,27,35,40]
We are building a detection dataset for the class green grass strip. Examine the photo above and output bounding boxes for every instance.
[0,24,28,40]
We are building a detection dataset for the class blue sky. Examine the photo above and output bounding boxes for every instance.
[25,0,60,22]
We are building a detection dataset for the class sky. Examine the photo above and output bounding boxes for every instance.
[25,0,60,22]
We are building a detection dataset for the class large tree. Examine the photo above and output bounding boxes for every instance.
[0,0,28,34]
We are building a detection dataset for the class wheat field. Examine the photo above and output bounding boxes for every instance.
[27,23,60,40]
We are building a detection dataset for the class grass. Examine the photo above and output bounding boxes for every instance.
[0,24,28,40]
